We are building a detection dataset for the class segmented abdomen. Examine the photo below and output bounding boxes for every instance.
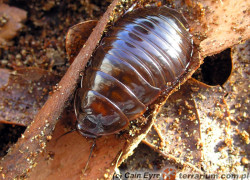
[75,6,193,138]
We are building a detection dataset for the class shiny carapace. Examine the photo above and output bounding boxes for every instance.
[74,6,193,138]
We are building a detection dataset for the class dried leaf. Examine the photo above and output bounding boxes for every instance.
[0,68,10,88]
[190,43,250,173]
[28,111,127,180]
[119,143,202,179]
[185,80,228,174]
[200,41,249,173]
[0,67,61,126]
[0,4,27,45]
[66,20,98,63]
[187,0,250,57]
[144,79,204,169]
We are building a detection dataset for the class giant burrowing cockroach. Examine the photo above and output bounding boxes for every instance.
[73,5,194,139]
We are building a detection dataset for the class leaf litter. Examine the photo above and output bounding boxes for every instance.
[0,3,27,45]
[0,67,61,126]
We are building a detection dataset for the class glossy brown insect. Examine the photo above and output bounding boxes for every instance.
[74,5,193,138]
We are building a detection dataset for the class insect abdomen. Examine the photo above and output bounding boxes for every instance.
[75,6,193,138]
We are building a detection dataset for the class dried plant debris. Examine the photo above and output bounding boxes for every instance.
[0,3,27,45]
[118,143,202,180]
[144,78,206,170]
[65,20,98,63]
[221,41,249,171]
[27,109,155,179]
[184,0,250,57]
[28,112,127,180]
[0,68,9,88]
[225,41,249,129]
[194,42,249,174]
[0,67,60,126]
[0,1,109,73]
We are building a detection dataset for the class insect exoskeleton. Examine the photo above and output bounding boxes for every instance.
[74,5,193,138]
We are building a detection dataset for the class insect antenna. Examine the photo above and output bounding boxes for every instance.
[56,129,77,142]
[83,138,96,174]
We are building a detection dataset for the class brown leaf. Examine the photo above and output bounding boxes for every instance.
[143,79,213,172]
[0,67,60,126]
[187,0,250,57]
[130,78,225,175]
[225,41,249,127]
[0,3,27,45]
[189,42,250,173]
[0,68,10,88]
[185,80,228,174]
[66,20,98,63]
[28,111,127,180]
[200,41,250,173]
[118,143,203,178]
